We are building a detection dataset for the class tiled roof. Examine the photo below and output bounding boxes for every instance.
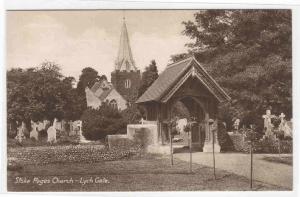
[136,56,231,104]
[98,88,113,101]
[136,57,193,103]
[90,82,101,93]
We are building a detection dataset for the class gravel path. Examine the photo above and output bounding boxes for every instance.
[174,152,293,189]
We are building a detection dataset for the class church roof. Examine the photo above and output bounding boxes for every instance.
[136,56,231,104]
[98,88,114,101]
[115,19,137,71]
[90,81,102,93]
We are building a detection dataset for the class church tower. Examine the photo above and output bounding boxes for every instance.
[111,18,141,102]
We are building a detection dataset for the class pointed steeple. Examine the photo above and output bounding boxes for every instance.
[115,18,137,71]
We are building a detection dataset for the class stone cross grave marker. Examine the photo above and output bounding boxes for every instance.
[233,118,240,133]
[262,109,275,137]
[278,113,292,138]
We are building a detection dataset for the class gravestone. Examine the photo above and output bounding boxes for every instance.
[15,122,26,143]
[77,120,89,143]
[262,109,275,137]
[47,118,57,143]
[30,121,38,140]
[285,120,293,138]
[233,118,240,133]
[278,113,292,138]
[68,120,76,136]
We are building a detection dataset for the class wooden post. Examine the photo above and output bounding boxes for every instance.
[212,128,216,180]
[169,125,173,166]
[189,124,192,173]
[250,140,253,189]
[278,139,281,156]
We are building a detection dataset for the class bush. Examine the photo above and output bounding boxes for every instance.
[81,103,127,141]
[253,136,292,153]
[121,104,142,124]
[217,121,234,152]
[229,133,249,152]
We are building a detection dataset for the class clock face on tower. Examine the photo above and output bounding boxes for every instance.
[125,79,131,89]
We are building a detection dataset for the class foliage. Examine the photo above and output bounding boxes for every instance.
[121,103,143,124]
[138,60,159,96]
[176,10,292,128]
[217,121,234,152]
[76,67,104,96]
[171,101,190,119]
[7,61,81,129]
[165,117,180,136]
[81,102,127,140]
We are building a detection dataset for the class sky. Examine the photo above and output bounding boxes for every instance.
[6,10,196,83]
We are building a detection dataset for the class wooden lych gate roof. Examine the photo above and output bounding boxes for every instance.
[136,56,231,104]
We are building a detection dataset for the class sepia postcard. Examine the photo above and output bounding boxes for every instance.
[1,1,299,196]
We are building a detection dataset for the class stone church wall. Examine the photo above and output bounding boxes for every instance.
[111,70,141,101]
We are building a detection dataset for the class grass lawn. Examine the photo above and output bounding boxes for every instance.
[8,154,286,191]
[262,155,293,166]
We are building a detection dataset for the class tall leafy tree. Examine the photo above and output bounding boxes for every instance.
[177,10,291,128]
[138,60,159,96]
[76,67,100,96]
[7,61,80,130]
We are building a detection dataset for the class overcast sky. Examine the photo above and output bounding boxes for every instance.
[6,10,195,82]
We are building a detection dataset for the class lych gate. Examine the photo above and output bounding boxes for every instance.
[136,56,230,152]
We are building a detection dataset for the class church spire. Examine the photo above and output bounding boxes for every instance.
[115,18,137,71]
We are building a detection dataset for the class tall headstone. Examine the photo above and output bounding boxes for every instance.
[30,121,38,140]
[77,120,89,143]
[47,118,57,143]
[15,122,26,143]
[69,120,75,136]
[203,118,221,152]
[233,118,240,133]
[278,113,292,139]
[262,109,275,137]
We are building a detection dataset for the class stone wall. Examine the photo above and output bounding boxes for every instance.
[111,70,141,101]
[107,124,158,152]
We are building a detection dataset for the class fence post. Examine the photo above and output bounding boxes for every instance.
[278,139,281,156]
[208,119,216,180]
[250,140,253,189]
[169,125,173,166]
[189,125,192,173]
[213,129,216,180]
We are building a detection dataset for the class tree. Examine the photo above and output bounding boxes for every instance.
[7,61,81,132]
[177,10,292,129]
[138,60,159,96]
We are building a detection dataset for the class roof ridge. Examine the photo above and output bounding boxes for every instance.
[166,56,193,69]
[192,56,231,101]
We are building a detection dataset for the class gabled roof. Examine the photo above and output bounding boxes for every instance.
[136,56,231,104]
[98,88,113,101]
[90,81,102,93]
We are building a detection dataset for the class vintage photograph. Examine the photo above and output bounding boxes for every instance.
[6,10,292,191]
